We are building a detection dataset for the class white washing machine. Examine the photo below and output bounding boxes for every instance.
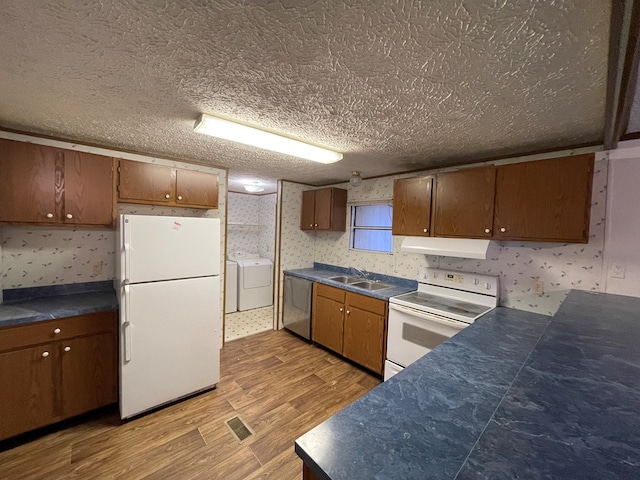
[236,257,273,311]
[225,260,238,314]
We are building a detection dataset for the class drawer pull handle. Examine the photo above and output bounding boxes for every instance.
[53,328,61,334]
[64,346,71,352]
[42,351,50,358]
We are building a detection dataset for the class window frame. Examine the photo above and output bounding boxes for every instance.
[348,201,393,254]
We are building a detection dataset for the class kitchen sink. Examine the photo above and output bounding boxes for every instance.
[329,275,361,284]
[350,281,392,291]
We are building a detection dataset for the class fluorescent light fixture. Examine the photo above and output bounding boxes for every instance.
[194,113,343,164]
[244,183,264,193]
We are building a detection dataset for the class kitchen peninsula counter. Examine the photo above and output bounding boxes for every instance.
[0,281,118,328]
[296,290,640,479]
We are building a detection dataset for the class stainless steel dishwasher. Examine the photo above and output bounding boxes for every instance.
[283,274,313,340]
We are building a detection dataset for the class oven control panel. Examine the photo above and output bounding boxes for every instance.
[418,267,499,296]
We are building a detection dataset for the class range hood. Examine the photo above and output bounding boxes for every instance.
[400,237,495,259]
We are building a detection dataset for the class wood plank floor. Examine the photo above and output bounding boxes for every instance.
[0,330,380,479]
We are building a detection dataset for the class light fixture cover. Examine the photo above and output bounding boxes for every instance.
[244,184,264,193]
[349,171,363,187]
[194,113,343,164]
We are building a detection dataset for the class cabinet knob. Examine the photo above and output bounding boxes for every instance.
[423,228,428,233]
[165,194,171,199]
[339,307,343,312]
[42,351,50,358]
[309,224,313,227]
[346,310,350,315]
[314,223,318,227]
[484,228,491,234]
[46,213,54,219]
[177,195,183,200]
[500,227,506,233]
[64,346,71,352]
[53,328,61,334]
[66,213,73,219]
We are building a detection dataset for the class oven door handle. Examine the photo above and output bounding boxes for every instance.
[389,303,468,330]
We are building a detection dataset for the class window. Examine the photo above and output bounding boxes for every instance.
[349,203,393,253]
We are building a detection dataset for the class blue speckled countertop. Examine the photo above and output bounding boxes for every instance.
[284,263,417,300]
[0,281,118,328]
[296,290,640,479]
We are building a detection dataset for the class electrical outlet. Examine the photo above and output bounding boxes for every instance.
[533,280,544,295]
[93,262,103,275]
[610,264,626,279]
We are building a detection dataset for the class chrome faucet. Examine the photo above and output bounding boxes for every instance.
[350,267,369,280]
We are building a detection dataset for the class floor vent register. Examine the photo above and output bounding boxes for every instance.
[225,416,253,443]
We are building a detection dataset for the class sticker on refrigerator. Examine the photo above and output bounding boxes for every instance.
[172,221,182,231]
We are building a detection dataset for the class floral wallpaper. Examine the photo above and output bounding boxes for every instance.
[278,153,609,317]
[0,152,226,297]
[227,192,276,261]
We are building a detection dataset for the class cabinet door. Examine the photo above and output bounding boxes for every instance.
[301,189,316,230]
[60,332,117,418]
[494,154,593,242]
[314,188,333,230]
[392,177,433,236]
[0,139,59,223]
[433,167,496,238]
[175,170,219,208]
[0,344,56,441]
[64,151,115,226]
[118,159,174,204]
[312,295,344,354]
[343,307,385,374]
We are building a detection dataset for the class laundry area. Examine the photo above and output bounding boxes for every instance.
[224,192,277,341]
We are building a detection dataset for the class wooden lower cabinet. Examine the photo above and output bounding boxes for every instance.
[312,283,387,375]
[0,311,118,441]
[343,294,387,374]
[0,343,57,440]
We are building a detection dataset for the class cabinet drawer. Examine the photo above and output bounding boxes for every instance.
[346,292,387,316]
[315,283,346,303]
[0,311,117,352]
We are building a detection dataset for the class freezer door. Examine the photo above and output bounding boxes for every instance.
[119,276,221,419]
[121,214,220,283]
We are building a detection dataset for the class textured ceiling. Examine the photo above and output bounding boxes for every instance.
[0,1,612,194]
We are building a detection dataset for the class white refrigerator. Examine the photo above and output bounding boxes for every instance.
[116,214,221,419]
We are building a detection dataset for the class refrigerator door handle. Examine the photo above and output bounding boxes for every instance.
[123,284,132,362]
[123,217,131,284]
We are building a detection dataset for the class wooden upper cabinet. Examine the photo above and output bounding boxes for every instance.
[433,167,496,238]
[118,159,219,209]
[300,187,347,231]
[392,176,433,236]
[118,159,173,203]
[0,139,58,223]
[175,169,219,208]
[0,139,115,227]
[64,151,115,226]
[301,190,316,230]
[494,154,594,243]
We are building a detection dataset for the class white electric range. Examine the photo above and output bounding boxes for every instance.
[385,267,499,380]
